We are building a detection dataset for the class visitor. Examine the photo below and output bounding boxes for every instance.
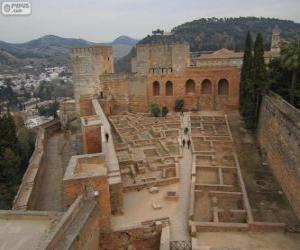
[105,132,109,142]
[182,139,186,147]
[187,139,191,149]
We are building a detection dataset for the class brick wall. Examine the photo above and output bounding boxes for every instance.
[257,93,300,219]
[146,67,240,111]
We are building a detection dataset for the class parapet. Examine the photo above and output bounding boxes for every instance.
[70,44,113,56]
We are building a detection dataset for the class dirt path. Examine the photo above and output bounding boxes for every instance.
[35,132,74,211]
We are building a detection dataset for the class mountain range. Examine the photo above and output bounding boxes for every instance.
[1,17,300,72]
[0,35,139,68]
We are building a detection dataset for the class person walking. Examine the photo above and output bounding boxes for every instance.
[182,139,186,147]
[187,139,191,149]
[105,132,109,142]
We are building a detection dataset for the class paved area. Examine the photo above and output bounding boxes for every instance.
[36,132,75,211]
[171,112,192,241]
[0,217,54,250]
[195,232,300,250]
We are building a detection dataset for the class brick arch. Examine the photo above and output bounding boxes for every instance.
[152,81,160,96]
[218,79,229,95]
[201,79,212,94]
[185,79,196,95]
[165,81,173,96]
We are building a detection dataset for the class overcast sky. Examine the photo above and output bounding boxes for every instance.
[0,0,300,43]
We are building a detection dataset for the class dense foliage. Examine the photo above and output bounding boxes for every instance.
[239,33,267,129]
[280,37,300,106]
[34,79,73,100]
[38,101,59,117]
[0,112,36,209]
[140,17,300,52]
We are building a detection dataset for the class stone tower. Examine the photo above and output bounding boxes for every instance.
[271,25,281,53]
[70,45,114,113]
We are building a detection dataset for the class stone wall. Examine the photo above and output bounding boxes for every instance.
[99,73,130,115]
[257,92,300,219]
[99,223,162,250]
[13,120,61,210]
[43,195,100,250]
[132,43,190,75]
[63,154,112,232]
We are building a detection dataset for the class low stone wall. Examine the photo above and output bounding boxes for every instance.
[42,195,100,250]
[13,120,61,210]
[257,93,300,219]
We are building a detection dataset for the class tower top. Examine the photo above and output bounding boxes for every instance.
[272,25,280,34]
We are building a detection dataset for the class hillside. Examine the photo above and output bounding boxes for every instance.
[114,17,300,73]
[0,35,138,68]
[139,17,300,52]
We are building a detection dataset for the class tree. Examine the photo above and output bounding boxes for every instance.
[150,103,161,117]
[280,37,300,106]
[161,106,169,117]
[252,33,268,127]
[174,99,184,112]
[0,111,18,151]
[239,32,253,116]
[240,33,267,129]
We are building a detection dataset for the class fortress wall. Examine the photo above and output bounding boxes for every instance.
[100,73,130,115]
[70,45,113,113]
[133,43,190,75]
[146,67,240,111]
[128,75,148,113]
[257,93,300,218]
[12,120,61,211]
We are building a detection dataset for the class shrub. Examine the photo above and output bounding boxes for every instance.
[174,99,184,112]
[161,106,169,117]
[149,103,161,117]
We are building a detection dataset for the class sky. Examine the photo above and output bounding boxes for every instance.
[0,0,300,43]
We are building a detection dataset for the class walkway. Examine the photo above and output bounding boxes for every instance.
[35,132,74,211]
[171,112,192,241]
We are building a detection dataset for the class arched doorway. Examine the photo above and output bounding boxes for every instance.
[218,79,229,95]
[152,81,160,96]
[185,79,196,95]
[201,79,212,94]
[166,81,173,96]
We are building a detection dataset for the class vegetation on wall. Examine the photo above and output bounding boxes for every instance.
[161,106,169,117]
[149,103,161,117]
[0,112,36,209]
[174,99,184,112]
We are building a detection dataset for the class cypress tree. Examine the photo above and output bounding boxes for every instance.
[252,33,267,128]
[240,32,253,116]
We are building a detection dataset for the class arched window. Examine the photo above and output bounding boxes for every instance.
[166,81,173,96]
[153,81,160,96]
[185,79,196,95]
[201,79,212,94]
[218,79,229,95]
